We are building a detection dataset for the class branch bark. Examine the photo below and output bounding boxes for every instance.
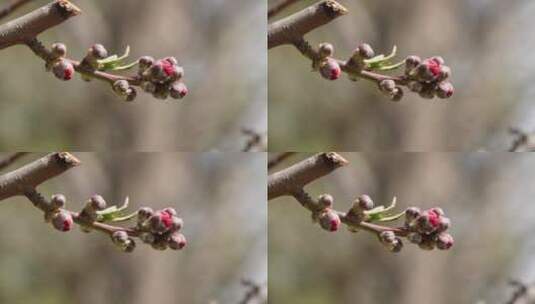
[267,152,348,200]
[0,152,80,201]
[0,0,80,50]
[268,0,347,49]
[0,0,32,21]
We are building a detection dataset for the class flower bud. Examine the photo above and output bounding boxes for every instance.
[124,87,137,102]
[89,44,108,59]
[357,194,374,211]
[170,216,184,231]
[405,207,421,223]
[379,231,396,244]
[437,216,451,232]
[379,79,396,93]
[170,82,188,99]
[390,87,403,102]
[405,55,421,70]
[138,207,154,223]
[51,211,73,232]
[430,56,445,65]
[124,239,136,252]
[111,230,129,245]
[390,238,403,253]
[162,207,178,217]
[52,59,74,81]
[113,80,129,95]
[138,56,155,71]
[317,194,334,209]
[422,58,441,79]
[50,194,66,210]
[169,233,187,250]
[147,62,167,82]
[318,43,334,58]
[429,207,445,216]
[356,43,374,59]
[437,65,451,81]
[319,58,341,80]
[318,209,341,232]
[51,43,67,58]
[436,81,454,99]
[150,211,173,233]
[436,233,454,250]
[89,194,107,211]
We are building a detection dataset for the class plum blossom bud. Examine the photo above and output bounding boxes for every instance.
[52,59,74,81]
[89,44,108,59]
[436,81,454,99]
[405,55,421,70]
[318,209,341,232]
[405,207,421,222]
[318,43,334,58]
[357,195,374,211]
[51,43,67,58]
[379,231,396,244]
[436,233,454,250]
[169,233,187,250]
[379,79,396,93]
[317,194,334,209]
[138,56,154,71]
[138,207,154,223]
[124,239,136,252]
[170,82,188,99]
[113,80,129,95]
[356,43,374,59]
[52,211,73,232]
[437,217,451,233]
[319,58,341,80]
[170,216,184,231]
[89,194,107,211]
[437,65,451,81]
[125,88,137,102]
[390,87,403,102]
[50,194,66,210]
[111,230,129,245]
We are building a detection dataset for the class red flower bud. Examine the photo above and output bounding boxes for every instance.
[436,233,454,250]
[51,211,73,232]
[436,81,454,99]
[169,233,187,250]
[52,60,74,81]
[319,58,341,80]
[170,82,188,99]
[318,209,340,232]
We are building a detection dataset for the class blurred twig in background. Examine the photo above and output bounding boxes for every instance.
[238,279,266,304]
[0,0,31,20]
[0,152,28,171]
[267,152,295,170]
[509,128,535,152]
[242,128,266,152]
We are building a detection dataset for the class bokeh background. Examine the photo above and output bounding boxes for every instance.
[268,0,535,151]
[0,152,267,304]
[0,0,266,151]
[269,152,535,304]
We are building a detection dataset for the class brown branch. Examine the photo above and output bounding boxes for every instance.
[267,152,348,200]
[268,152,296,170]
[267,0,347,49]
[506,280,529,304]
[0,0,80,50]
[268,0,300,19]
[0,152,80,201]
[508,127,535,152]
[238,279,265,304]
[242,128,266,152]
[0,0,32,21]
[0,152,29,171]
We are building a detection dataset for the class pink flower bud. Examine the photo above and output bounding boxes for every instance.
[138,207,154,223]
[357,194,374,211]
[89,194,107,210]
[318,209,340,232]
[169,233,187,250]
[51,211,73,232]
[436,81,454,99]
[138,56,155,71]
[317,194,334,209]
[52,59,74,81]
[51,43,67,58]
[170,82,188,99]
[356,43,374,59]
[319,58,341,80]
[405,207,421,222]
[89,44,108,59]
[50,194,66,210]
[379,79,396,93]
[436,233,454,250]
[423,58,442,78]
[162,207,178,217]
[405,55,421,70]
[318,43,334,58]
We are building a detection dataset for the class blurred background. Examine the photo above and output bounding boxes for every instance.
[269,152,535,303]
[0,152,267,304]
[269,0,535,151]
[0,0,266,151]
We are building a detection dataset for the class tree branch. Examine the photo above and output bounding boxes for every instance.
[0,0,32,21]
[0,152,80,201]
[267,152,348,200]
[0,152,29,172]
[0,0,80,50]
[268,0,347,49]
[269,153,454,253]
[268,0,300,19]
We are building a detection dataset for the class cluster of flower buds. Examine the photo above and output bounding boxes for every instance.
[137,56,188,100]
[135,207,187,251]
[346,194,375,222]
[316,43,341,81]
[313,194,341,232]
[403,207,453,251]
[49,42,74,81]
[78,195,108,229]
[44,193,74,232]
[403,56,454,99]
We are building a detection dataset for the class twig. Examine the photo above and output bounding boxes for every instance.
[268,0,300,19]
[0,152,80,201]
[242,128,266,152]
[506,280,529,304]
[268,152,348,200]
[268,0,347,49]
[267,152,295,170]
[0,0,81,50]
[238,279,265,304]
[0,152,29,171]
[509,127,535,152]
[0,0,32,21]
